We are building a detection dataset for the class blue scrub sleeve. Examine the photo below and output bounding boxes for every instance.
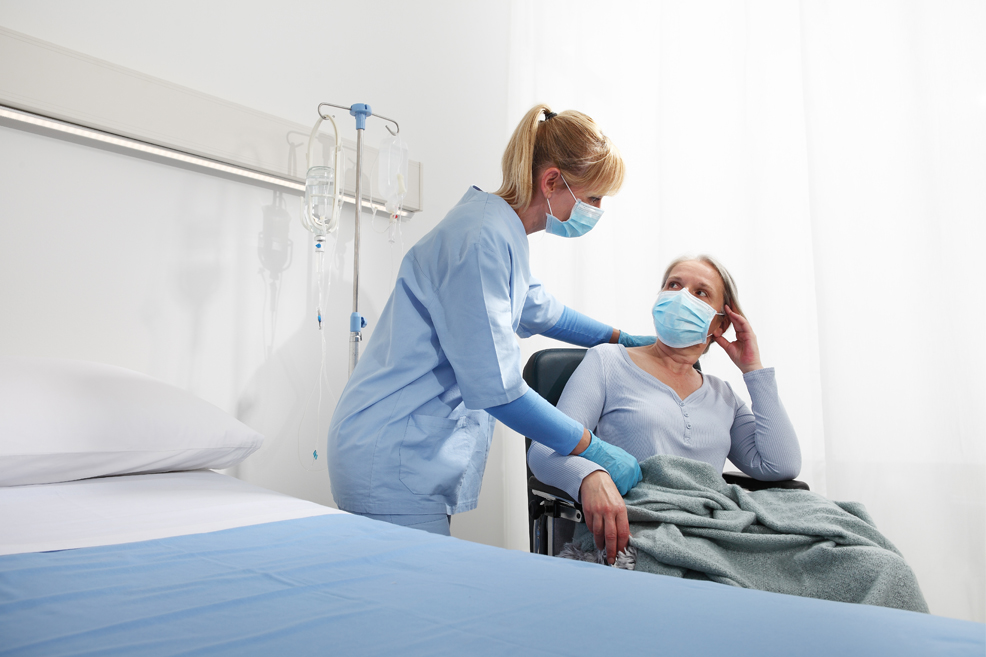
[486,388,584,455]
[516,277,564,338]
[426,243,528,409]
[541,306,614,347]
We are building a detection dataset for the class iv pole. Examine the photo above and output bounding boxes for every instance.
[316,102,400,377]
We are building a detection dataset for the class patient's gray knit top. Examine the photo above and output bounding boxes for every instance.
[527,344,801,502]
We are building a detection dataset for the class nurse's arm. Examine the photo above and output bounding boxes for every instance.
[486,389,588,456]
[486,392,641,489]
[539,307,619,347]
[538,306,650,349]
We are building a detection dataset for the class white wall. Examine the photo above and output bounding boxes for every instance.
[0,0,517,548]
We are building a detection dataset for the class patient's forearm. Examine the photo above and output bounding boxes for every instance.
[728,368,801,480]
[528,441,605,502]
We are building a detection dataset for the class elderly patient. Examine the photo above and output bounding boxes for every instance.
[528,255,801,564]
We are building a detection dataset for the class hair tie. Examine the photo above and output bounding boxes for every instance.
[543,111,557,120]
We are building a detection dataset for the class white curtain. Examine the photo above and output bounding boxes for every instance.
[503,0,985,622]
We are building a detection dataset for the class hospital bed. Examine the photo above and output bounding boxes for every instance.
[524,348,810,556]
[1,357,982,656]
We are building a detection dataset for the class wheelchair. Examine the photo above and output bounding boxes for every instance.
[524,348,810,556]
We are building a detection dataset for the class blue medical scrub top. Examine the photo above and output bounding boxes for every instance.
[327,187,563,515]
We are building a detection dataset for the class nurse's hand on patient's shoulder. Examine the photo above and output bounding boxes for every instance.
[580,471,629,565]
[713,305,763,374]
[576,433,642,496]
[616,331,657,348]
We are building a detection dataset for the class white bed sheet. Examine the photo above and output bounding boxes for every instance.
[0,469,343,556]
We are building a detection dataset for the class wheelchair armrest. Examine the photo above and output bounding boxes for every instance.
[529,476,584,522]
[529,476,578,503]
[722,471,810,491]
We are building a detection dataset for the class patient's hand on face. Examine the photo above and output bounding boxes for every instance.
[580,471,629,565]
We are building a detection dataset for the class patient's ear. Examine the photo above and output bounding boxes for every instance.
[714,315,731,338]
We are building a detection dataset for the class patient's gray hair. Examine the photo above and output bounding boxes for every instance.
[660,254,743,317]
[661,255,743,354]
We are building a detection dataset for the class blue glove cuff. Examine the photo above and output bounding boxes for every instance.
[541,307,613,347]
[575,433,643,495]
[617,332,657,348]
[486,389,584,455]
[579,433,604,462]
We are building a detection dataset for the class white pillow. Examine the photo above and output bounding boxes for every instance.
[0,357,263,486]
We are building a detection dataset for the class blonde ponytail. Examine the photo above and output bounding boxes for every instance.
[495,104,625,211]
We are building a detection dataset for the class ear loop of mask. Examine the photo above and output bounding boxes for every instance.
[544,174,577,220]
[707,309,727,340]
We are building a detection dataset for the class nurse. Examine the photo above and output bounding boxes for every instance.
[327,104,651,536]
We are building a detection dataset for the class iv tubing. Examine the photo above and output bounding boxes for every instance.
[306,115,338,171]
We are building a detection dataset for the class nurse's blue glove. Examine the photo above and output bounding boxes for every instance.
[617,331,657,348]
[578,433,643,496]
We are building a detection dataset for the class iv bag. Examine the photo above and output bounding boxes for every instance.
[377,135,409,215]
[305,166,338,235]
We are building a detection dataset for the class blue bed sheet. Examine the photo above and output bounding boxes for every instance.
[0,513,982,656]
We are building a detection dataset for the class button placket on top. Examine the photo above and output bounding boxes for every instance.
[679,399,692,442]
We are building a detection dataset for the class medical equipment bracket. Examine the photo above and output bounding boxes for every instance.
[317,102,400,377]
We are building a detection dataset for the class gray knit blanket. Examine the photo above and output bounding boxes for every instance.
[571,455,928,613]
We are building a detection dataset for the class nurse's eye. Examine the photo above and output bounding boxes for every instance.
[589,197,602,205]
[667,281,681,289]
[695,289,708,297]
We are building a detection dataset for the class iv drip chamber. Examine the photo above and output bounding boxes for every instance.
[305,166,338,235]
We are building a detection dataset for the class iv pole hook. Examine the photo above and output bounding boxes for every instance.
[318,103,399,135]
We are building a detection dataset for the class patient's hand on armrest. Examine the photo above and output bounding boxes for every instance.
[580,471,629,566]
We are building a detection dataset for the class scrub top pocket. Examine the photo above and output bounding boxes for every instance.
[399,413,491,503]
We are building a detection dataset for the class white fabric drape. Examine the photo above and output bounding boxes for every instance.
[503,0,984,622]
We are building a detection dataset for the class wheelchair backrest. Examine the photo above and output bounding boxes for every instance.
[522,348,587,407]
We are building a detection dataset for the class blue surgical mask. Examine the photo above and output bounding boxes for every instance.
[545,175,604,238]
[652,289,725,349]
